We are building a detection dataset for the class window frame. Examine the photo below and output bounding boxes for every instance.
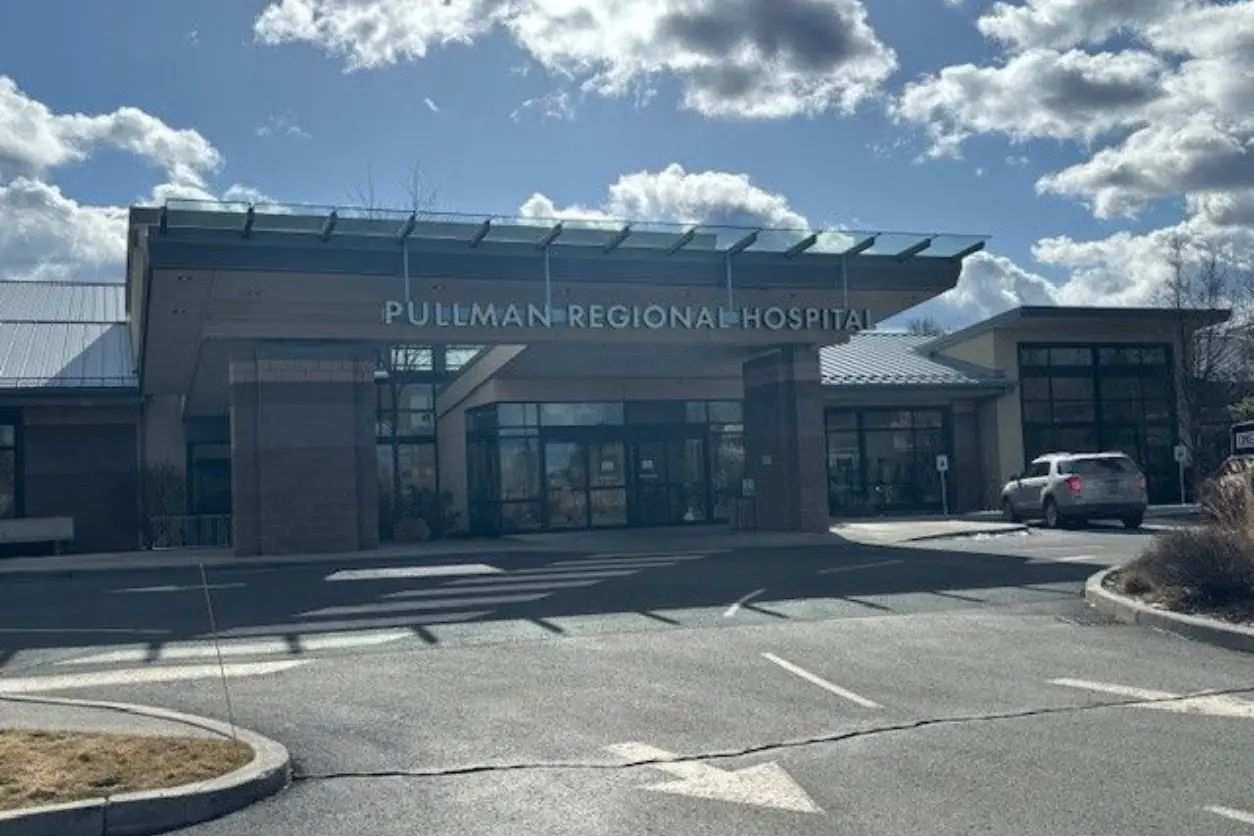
[0,410,22,519]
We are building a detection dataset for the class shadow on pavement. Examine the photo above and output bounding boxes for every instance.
[0,534,1107,662]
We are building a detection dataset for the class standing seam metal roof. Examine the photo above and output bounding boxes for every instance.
[820,332,1008,387]
[0,281,135,390]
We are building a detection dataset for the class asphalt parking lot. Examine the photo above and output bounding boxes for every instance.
[2,523,1252,834]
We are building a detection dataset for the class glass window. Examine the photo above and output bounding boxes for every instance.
[1050,376,1095,401]
[1142,376,1171,399]
[1099,377,1141,400]
[444,346,483,371]
[1141,346,1168,366]
[684,401,708,423]
[862,411,914,430]
[1019,347,1050,368]
[912,410,945,429]
[1049,346,1092,366]
[540,402,624,426]
[496,403,538,427]
[500,502,543,532]
[499,437,541,500]
[1103,400,1142,423]
[397,443,437,495]
[0,434,14,519]
[826,411,858,431]
[589,441,626,488]
[1029,461,1052,478]
[1057,426,1099,452]
[397,410,434,436]
[1098,346,1139,366]
[708,401,743,423]
[390,345,433,371]
[712,434,745,519]
[1022,400,1052,423]
[397,385,433,412]
[1063,456,1138,476]
[1020,377,1050,400]
[625,401,687,425]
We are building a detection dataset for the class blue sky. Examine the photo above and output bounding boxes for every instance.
[1,0,1250,327]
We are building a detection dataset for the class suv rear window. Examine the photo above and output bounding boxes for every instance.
[1063,457,1137,476]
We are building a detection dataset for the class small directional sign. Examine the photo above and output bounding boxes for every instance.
[606,742,822,814]
[935,454,949,473]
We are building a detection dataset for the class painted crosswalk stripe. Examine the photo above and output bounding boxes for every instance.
[299,593,548,618]
[110,583,246,594]
[326,564,501,581]
[57,629,412,666]
[385,579,599,598]
[0,660,308,694]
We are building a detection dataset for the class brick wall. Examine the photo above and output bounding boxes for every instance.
[23,419,139,553]
[742,347,827,532]
[230,345,379,556]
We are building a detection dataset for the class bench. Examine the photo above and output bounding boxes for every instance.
[0,517,75,554]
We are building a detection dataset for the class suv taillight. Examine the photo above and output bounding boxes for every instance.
[1137,474,1147,492]
[1065,475,1084,495]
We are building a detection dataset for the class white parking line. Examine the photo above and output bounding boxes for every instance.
[1205,805,1254,825]
[761,653,881,708]
[326,564,501,581]
[724,588,765,617]
[589,551,725,559]
[818,560,903,574]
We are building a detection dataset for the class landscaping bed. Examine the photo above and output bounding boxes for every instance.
[0,729,251,812]
[1107,524,1254,628]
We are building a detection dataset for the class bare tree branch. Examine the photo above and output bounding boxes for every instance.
[347,163,382,219]
[906,316,946,337]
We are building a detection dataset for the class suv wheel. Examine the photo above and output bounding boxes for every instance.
[1043,498,1061,529]
[1001,498,1019,522]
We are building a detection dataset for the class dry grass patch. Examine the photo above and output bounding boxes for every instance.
[0,729,252,812]
[1112,525,1254,625]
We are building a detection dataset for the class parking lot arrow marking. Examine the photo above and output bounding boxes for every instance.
[1051,679,1254,718]
[606,742,822,814]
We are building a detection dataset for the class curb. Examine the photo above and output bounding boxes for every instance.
[0,695,290,836]
[901,523,1030,543]
[1085,568,1254,654]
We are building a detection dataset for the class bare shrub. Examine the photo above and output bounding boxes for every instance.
[1119,526,1254,610]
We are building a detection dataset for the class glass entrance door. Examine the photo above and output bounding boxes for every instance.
[628,438,707,526]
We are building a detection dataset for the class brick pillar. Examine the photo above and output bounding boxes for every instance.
[742,346,827,532]
[229,343,379,556]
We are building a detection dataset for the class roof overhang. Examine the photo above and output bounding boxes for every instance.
[128,204,990,398]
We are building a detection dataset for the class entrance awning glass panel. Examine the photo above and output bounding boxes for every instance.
[157,200,988,262]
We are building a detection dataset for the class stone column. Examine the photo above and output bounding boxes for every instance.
[229,343,379,556]
[742,346,828,532]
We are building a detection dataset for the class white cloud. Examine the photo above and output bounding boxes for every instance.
[254,0,899,119]
[892,48,1168,159]
[0,75,270,282]
[0,76,222,185]
[423,97,440,113]
[0,177,127,282]
[510,90,576,123]
[891,0,1254,309]
[255,111,310,138]
[520,163,810,229]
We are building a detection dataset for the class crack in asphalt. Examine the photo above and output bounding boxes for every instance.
[291,685,1254,782]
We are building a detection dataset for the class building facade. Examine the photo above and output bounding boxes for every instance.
[0,203,1225,556]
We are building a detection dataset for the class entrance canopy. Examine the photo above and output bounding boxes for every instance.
[125,201,988,397]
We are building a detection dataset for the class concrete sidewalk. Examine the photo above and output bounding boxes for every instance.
[1,695,224,740]
[829,518,1029,546]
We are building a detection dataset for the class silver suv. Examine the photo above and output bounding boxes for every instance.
[1000,452,1148,529]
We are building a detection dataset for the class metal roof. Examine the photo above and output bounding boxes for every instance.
[147,200,990,262]
[820,332,1009,389]
[0,281,127,323]
[920,305,1232,355]
[0,282,135,390]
